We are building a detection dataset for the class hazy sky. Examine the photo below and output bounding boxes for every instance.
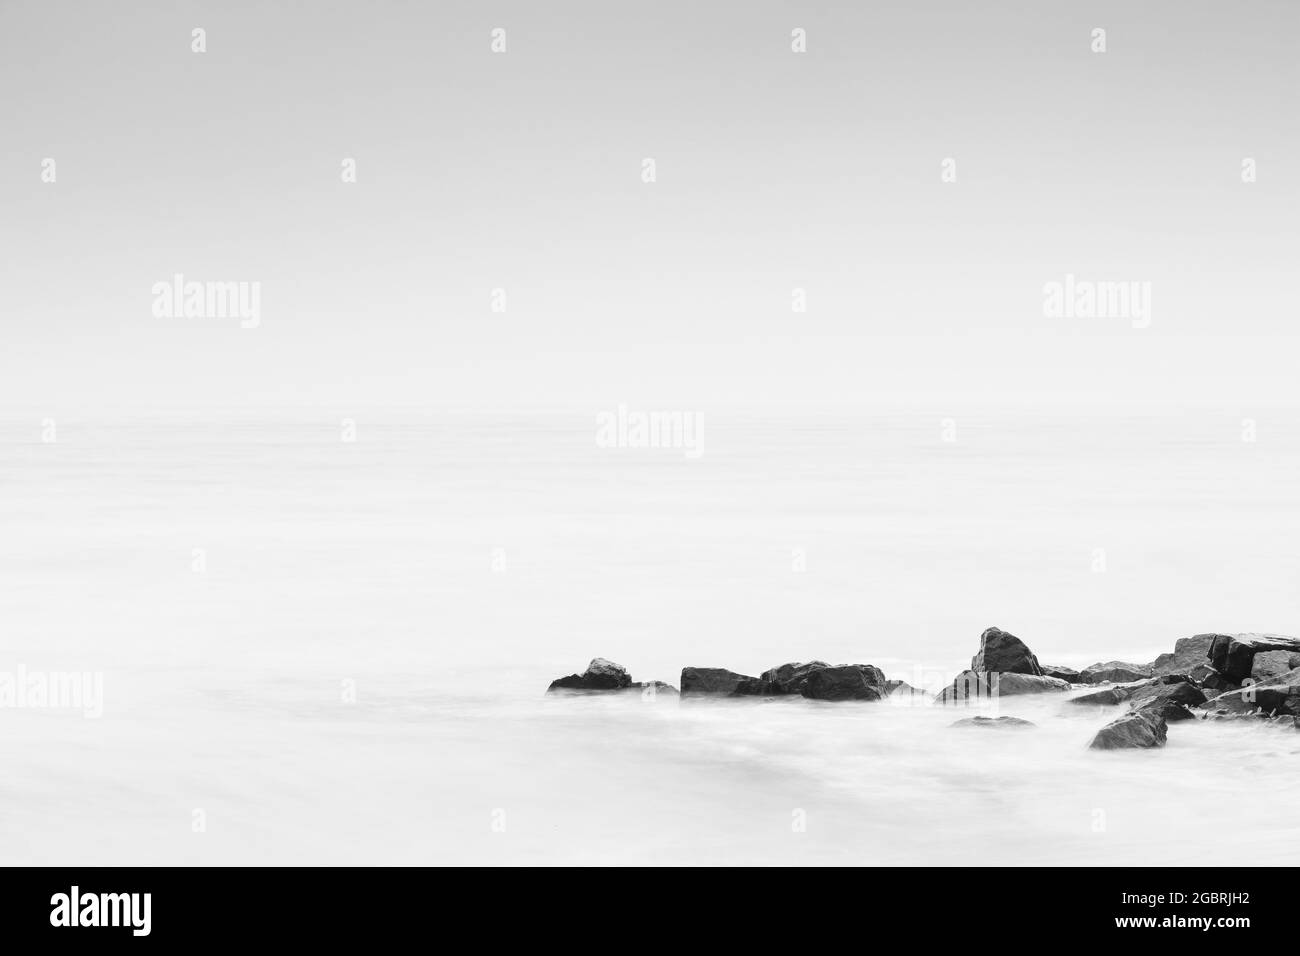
[2,1,1296,413]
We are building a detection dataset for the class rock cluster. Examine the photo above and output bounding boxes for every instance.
[545,629,1300,752]
[547,658,677,695]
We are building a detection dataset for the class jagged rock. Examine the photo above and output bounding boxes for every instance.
[1191,664,1237,693]
[1208,633,1300,682]
[935,670,1070,703]
[800,665,886,701]
[951,716,1036,729]
[1203,667,1300,717]
[1089,710,1168,750]
[1150,634,1215,677]
[1251,650,1300,683]
[1042,664,1082,683]
[733,660,831,696]
[971,627,1042,675]
[547,657,633,692]
[1080,661,1154,684]
[680,667,758,696]
[1069,684,1135,706]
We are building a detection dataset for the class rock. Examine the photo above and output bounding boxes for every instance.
[800,665,886,701]
[1080,661,1154,684]
[1068,685,1135,707]
[1191,664,1237,693]
[1208,633,1300,682]
[935,670,1070,703]
[1089,710,1168,750]
[1041,664,1082,683]
[970,626,1042,675]
[1135,697,1197,722]
[1150,634,1215,677]
[886,679,925,697]
[1251,650,1300,683]
[680,667,758,697]
[629,680,678,697]
[733,660,831,696]
[1203,667,1300,718]
[951,716,1036,729]
[547,657,633,692]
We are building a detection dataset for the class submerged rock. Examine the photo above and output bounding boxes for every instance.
[951,716,1036,729]
[935,670,1070,703]
[800,665,886,701]
[971,626,1042,675]
[680,667,757,697]
[1080,661,1154,684]
[547,657,634,692]
[1203,667,1300,718]
[630,680,679,697]
[1089,710,1168,750]
[1208,633,1300,683]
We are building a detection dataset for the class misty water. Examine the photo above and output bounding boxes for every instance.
[3,411,1299,864]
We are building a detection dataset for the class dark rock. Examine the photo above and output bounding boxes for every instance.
[1089,710,1168,750]
[1080,661,1154,684]
[1208,633,1300,682]
[1191,664,1238,693]
[799,665,885,701]
[1068,684,1135,706]
[971,626,1042,676]
[951,716,1036,729]
[1150,634,1215,677]
[680,667,758,696]
[1129,679,1205,712]
[935,670,1070,703]
[1041,664,1082,683]
[547,657,633,692]
[1203,667,1300,718]
[733,660,831,696]
[1135,697,1197,722]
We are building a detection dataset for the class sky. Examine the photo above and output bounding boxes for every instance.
[1,0,1297,414]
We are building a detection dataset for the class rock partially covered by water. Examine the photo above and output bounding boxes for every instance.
[1130,680,1204,722]
[951,716,1036,729]
[1208,633,1300,682]
[886,679,925,697]
[971,626,1042,675]
[680,667,757,697]
[936,670,1070,703]
[1070,675,1204,712]
[1080,661,1154,684]
[548,657,633,692]
[1042,664,1082,683]
[631,680,679,697]
[1150,634,1215,677]
[733,660,831,696]
[1089,710,1168,750]
[1204,667,1300,718]
[800,664,886,701]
